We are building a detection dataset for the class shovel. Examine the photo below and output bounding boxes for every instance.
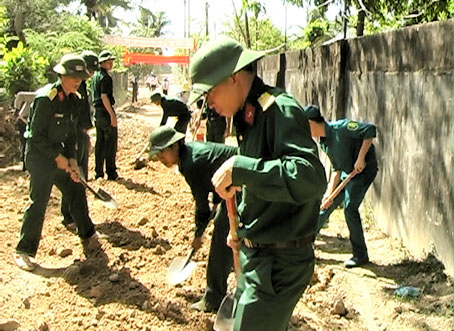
[214,196,240,331]
[79,176,119,209]
[132,142,150,170]
[167,248,197,285]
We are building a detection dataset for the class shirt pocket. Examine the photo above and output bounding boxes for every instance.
[48,112,67,143]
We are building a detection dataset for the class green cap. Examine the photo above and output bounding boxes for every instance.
[99,50,116,63]
[53,54,90,79]
[303,105,323,121]
[149,126,185,158]
[80,50,99,70]
[150,90,162,103]
[188,36,265,105]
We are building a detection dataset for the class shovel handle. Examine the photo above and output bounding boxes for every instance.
[327,171,356,202]
[78,176,99,197]
[226,196,241,278]
[135,142,150,162]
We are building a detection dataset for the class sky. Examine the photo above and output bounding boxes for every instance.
[114,0,317,39]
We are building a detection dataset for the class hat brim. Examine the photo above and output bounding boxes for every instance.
[100,56,116,63]
[188,49,265,105]
[53,64,90,79]
[148,130,185,158]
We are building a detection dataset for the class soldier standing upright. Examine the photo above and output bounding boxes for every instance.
[92,50,119,180]
[13,54,99,271]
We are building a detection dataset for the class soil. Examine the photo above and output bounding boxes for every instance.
[0,89,452,331]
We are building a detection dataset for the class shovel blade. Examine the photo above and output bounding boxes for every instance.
[214,293,236,331]
[96,188,118,209]
[167,257,197,285]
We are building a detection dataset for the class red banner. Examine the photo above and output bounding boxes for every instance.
[123,53,190,66]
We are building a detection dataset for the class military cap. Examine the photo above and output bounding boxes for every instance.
[148,126,185,158]
[150,90,162,103]
[53,54,90,79]
[80,50,99,70]
[98,50,116,63]
[188,36,265,105]
[303,104,324,122]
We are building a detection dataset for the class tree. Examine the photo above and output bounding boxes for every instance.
[130,6,170,38]
[225,16,284,52]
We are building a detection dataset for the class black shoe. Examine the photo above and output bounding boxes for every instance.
[344,256,369,268]
[190,298,218,313]
[62,222,77,233]
[95,174,104,180]
[107,173,119,181]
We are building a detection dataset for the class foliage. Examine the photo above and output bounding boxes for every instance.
[24,13,103,67]
[0,41,48,96]
[130,6,170,38]
[225,16,285,51]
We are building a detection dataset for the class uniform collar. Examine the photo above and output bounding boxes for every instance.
[234,76,266,129]
[324,122,333,138]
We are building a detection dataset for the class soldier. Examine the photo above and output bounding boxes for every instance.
[149,125,238,312]
[162,77,169,95]
[131,75,139,103]
[197,99,229,143]
[189,37,327,331]
[150,90,191,134]
[14,91,37,171]
[61,50,99,231]
[304,105,378,268]
[92,50,119,180]
[13,54,99,271]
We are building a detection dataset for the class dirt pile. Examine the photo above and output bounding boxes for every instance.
[0,107,21,167]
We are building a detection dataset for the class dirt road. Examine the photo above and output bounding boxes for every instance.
[0,95,452,330]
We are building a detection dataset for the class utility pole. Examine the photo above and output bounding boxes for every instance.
[284,0,287,51]
[343,0,348,39]
[205,2,209,37]
[187,0,191,38]
[184,0,187,37]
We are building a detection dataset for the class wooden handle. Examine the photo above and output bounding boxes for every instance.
[226,196,241,277]
[327,171,356,201]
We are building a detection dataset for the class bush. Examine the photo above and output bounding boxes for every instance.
[0,40,48,96]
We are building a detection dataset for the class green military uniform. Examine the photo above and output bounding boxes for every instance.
[61,81,94,225]
[16,79,95,257]
[61,51,98,226]
[316,118,378,262]
[92,51,118,179]
[155,94,191,134]
[202,105,226,143]
[189,37,327,331]
[231,78,326,331]
[179,141,238,309]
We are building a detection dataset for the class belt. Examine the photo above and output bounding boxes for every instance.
[243,236,314,249]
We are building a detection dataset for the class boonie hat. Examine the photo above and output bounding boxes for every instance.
[98,50,116,63]
[53,54,90,79]
[188,36,265,105]
[80,50,99,71]
[303,105,323,121]
[148,126,185,158]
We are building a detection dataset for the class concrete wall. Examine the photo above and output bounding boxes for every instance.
[257,19,454,276]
